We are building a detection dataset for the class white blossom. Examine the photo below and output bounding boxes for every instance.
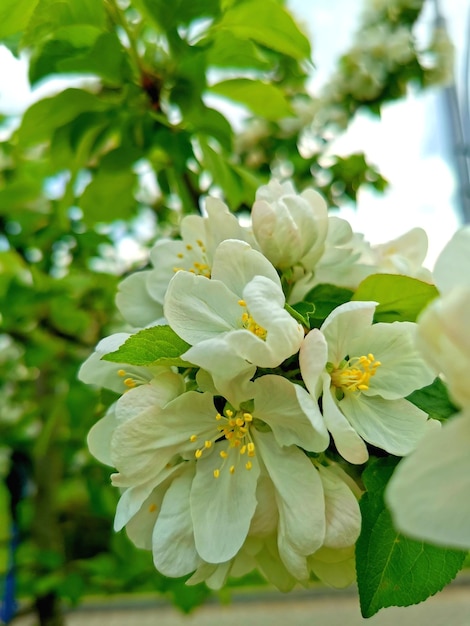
[299,301,436,463]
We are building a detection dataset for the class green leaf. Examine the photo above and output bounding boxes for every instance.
[206,30,271,70]
[79,168,137,226]
[22,0,106,48]
[134,0,220,30]
[58,32,127,83]
[0,171,43,214]
[303,283,354,326]
[0,0,39,38]
[214,0,311,60]
[49,112,111,170]
[407,377,458,422]
[356,457,467,618]
[17,88,111,146]
[352,274,438,322]
[185,106,233,152]
[197,137,244,206]
[29,30,126,85]
[102,325,191,367]
[209,78,292,121]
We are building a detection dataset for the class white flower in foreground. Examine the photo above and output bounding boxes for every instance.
[386,411,470,550]
[431,225,470,294]
[416,226,470,408]
[89,371,329,573]
[417,287,470,409]
[299,301,436,464]
[252,179,328,270]
[116,197,253,327]
[164,239,304,396]
[386,226,470,549]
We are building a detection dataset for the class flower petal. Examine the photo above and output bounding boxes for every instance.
[191,442,260,563]
[147,240,189,301]
[255,536,298,592]
[116,271,163,328]
[114,464,181,533]
[182,339,256,405]
[386,413,470,550]
[87,405,118,466]
[211,239,281,296]
[152,465,202,577]
[253,431,325,580]
[115,372,185,422]
[299,328,328,397]
[204,197,256,258]
[252,375,328,452]
[164,271,240,344]
[241,275,304,366]
[322,379,369,464]
[433,226,470,293]
[308,545,356,588]
[340,394,434,456]
[316,465,361,549]
[321,301,377,364]
[349,321,435,399]
[417,287,470,408]
[111,391,216,486]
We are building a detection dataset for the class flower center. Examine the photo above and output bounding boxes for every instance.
[329,353,381,393]
[189,408,256,478]
[173,239,211,277]
[238,299,267,340]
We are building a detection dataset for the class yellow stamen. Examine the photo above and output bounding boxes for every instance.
[117,369,126,377]
[124,378,136,388]
[195,449,203,459]
[330,353,381,393]
[213,469,220,479]
[177,253,184,259]
[204,440,212,449]
[149,503,157,513]
[238,299,246,307]
[212,408,257,475]
[190,434,197,442]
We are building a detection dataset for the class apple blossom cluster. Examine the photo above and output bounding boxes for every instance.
[80,179,442,591]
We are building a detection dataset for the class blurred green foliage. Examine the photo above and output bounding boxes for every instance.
[0,0,452,624]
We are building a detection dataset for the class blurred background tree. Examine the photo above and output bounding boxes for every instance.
[0,0,453,624]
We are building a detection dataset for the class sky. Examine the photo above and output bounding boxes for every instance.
[0,0,468,267]
[288,0,468,265]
